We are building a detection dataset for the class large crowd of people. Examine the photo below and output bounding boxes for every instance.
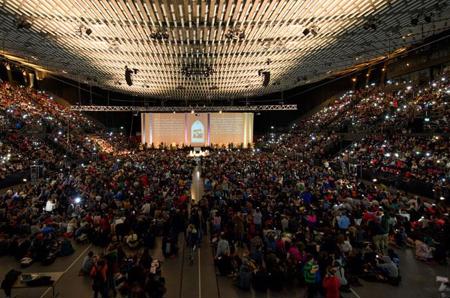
[197,75,449,296]
[0,74,448,298]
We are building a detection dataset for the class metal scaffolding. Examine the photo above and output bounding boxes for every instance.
[70,104,297,112]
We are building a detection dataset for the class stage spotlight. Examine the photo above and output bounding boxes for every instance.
[411,17,419,26]
[85,28,92,35]
[16,16,32,30]
[303,28,310,36]
[370,23,377,30]
[424,14,432,23]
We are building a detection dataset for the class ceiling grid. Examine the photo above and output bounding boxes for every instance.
[0,0,448,100]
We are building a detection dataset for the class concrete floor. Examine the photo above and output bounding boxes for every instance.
[0,166,448,298]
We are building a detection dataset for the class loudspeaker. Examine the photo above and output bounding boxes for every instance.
[125,68,133,86]
[261,71,270,87]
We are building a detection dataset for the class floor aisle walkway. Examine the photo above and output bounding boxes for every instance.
[179,163,219,298]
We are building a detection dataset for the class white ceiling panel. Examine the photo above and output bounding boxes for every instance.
[0,0,449,100]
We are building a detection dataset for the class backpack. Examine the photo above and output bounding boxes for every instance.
[41,252,56,266]
[59,239,74,256]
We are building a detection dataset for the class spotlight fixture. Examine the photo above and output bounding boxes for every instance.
[15,16,32,29]
[303,25,319,36]
[310,25,319,36]
[181,64,214,78]
[424,14,432,23]
[363,20,377,31]
[77,25,93,37]
[411,16,419,26]
[225,28,245,40]
[150,30,169,41]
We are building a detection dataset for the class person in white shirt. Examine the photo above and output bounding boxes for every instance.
[141,202,151,215]
[45,199,56,212]
[215,234,230,258]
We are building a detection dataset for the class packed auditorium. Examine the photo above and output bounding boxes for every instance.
[0,1,449,298]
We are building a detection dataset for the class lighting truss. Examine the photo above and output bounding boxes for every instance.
[70,104,297,113]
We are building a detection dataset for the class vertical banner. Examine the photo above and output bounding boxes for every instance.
[141,113,145,145]
[207,113,211,146]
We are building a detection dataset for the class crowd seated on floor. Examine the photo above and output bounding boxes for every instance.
[0,74,448,298]
[197,75,449,297]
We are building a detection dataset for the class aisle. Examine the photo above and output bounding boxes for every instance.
[190,164,204,203]
[177,163,219,298]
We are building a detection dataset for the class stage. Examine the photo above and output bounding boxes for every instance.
[141,112,253,148]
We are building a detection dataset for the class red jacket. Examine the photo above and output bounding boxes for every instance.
[323,276,340,298]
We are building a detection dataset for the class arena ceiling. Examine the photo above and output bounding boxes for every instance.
[0,0,449,101]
